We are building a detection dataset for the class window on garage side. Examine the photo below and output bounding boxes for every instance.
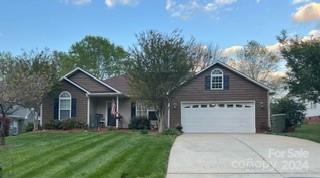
[211,68,224,90]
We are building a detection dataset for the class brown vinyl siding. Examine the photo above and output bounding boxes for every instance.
[68,71,115,93]
[42,80,88,125]
[169,63,269,132]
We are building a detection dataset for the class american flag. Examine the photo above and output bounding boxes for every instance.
[111,99,117,116]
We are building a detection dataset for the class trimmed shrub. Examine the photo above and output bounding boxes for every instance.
[74,120,87,129]
[163,128,181,135]
[140,129,149,134]
[129,116,150,130]
[61,119,76,130]
[175,125,183,133]
[272,97,306,131]
[44,120,62,130]
[24,122,34,132]
[0,117,10,136]
[44,119,87,130]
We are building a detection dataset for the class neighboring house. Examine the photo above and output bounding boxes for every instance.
[305,101,320,121]
[0,81,32,135]
[42,61,272,133]
[8,106,32,135]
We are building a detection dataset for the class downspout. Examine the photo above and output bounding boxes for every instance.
[268,92,271,129]
[39,104,43,127]
[87,95,90,128]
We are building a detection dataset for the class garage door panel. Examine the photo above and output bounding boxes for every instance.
[181,102,255,133]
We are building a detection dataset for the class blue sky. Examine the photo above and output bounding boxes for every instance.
[0,0,319,55]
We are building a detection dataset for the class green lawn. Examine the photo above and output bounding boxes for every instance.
[280,124,320,143]
[0,131,176,178]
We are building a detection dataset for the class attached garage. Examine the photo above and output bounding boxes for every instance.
[181,101,255,133]
[169,62,271,133]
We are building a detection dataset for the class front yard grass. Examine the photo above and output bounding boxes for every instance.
[279,124,320,143]
[0,131,176,178]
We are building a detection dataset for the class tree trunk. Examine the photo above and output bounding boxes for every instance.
[33,110,39,132]
[158,106,165,133]
[0,105,6,145]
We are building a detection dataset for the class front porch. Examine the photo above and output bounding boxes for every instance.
[87,95,131,129]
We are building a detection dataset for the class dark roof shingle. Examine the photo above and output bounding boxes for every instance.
[104,74,130,95]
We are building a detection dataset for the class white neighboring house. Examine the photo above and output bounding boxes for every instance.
[305,101,320,120]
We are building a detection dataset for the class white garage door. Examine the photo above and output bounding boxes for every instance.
[181,102,255,133]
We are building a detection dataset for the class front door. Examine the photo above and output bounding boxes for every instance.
[107,106,116,126]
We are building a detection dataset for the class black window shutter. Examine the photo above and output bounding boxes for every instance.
[131,102,136,118]
[71,98,77,117]
[224,75,230,90]
[204,75,211,90]
[53,98,59,120]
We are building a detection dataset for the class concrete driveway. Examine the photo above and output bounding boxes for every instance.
[167,134,320,178]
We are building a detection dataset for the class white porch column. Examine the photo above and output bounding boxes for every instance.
[105,101,108,127]
[167,102,170,128]
[116,96,119,128]
[87,97,90,127]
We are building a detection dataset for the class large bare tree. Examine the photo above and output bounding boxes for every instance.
[235,40,280,85]
[191,43,226,71]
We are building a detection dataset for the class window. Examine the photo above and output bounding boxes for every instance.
[211,68,224,90]
[192,105,199,108]
[201,104,208,108]
[236,104,243,108]
[227,104,234,108]
[209,104,216,108]
[136,101,147,117]
[59,91,71,120]
[218,104,225,108]
[148,110,158,120]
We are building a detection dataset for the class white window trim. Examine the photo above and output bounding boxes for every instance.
[135,101,147,117]
[59,91,72,120]
[210,68,224,90]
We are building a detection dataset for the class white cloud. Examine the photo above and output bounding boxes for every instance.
[64,0,91,6]
[105,0,138,7]
[165,0,237,20]
[302,29,320,40]
[215,0,237,6]
[222,43,282,58]
[266,43,281,53]
[292,0,311,5]
[293,2,320,22]
[222,45,242,57]
[256,0,261,4]
[308,29,320,36]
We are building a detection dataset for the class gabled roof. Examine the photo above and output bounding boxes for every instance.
[104,74,130,96]
[59,67,122,94]
[196,61,272,91]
